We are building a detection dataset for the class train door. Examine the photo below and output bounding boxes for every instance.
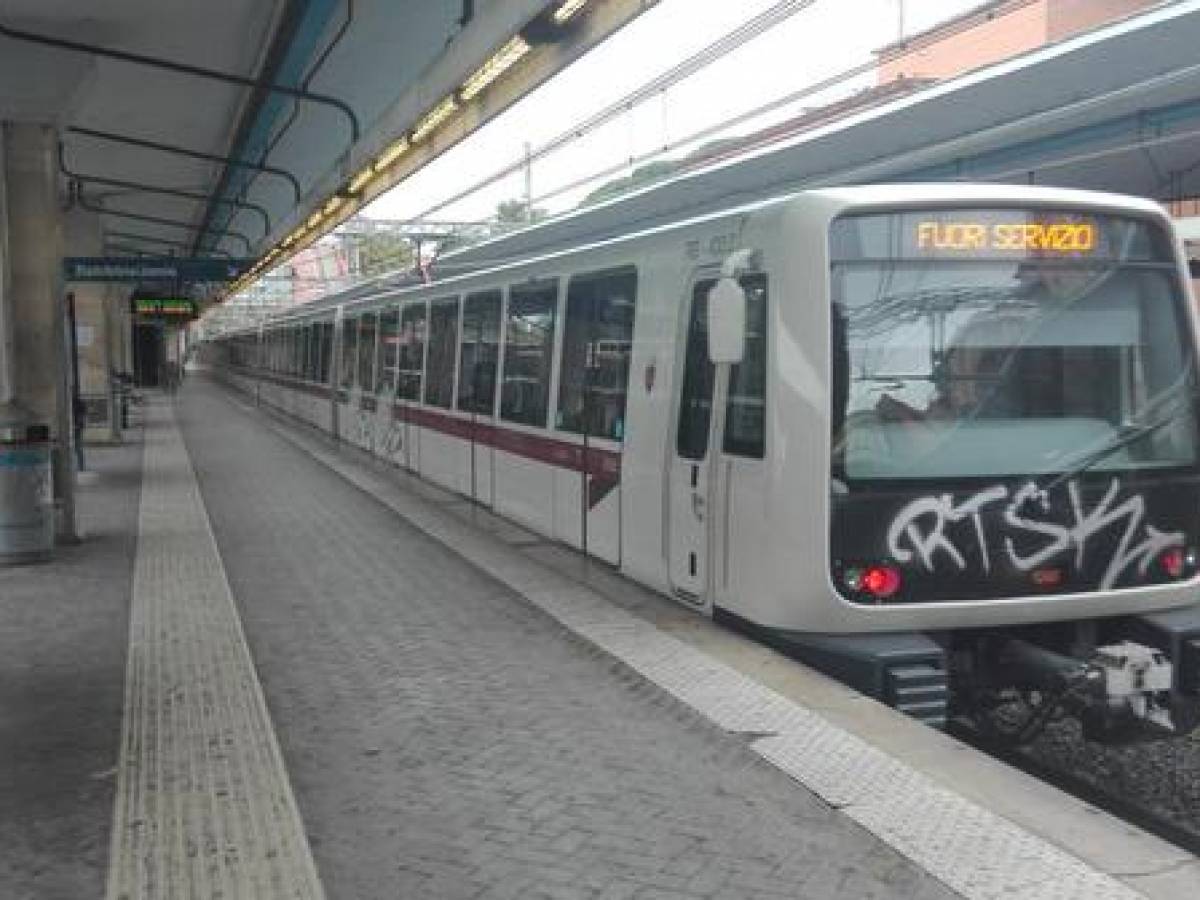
[668,279,719,610]
[460,290,502,508]
[668,272,768,613]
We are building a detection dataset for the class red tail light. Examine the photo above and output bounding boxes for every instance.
[859,565,902,599]
[1160,547,1186,579]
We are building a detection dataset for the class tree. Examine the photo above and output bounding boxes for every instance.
[494,198,548,230]
[581,160,679,206]
[353,230,415,277]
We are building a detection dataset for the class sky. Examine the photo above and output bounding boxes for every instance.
[359,0,987,225]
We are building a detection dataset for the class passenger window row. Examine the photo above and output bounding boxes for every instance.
[254,322,334,384]
[232,266,767,458]
[276,267,638,442]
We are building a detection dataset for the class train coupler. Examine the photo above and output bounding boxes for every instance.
[1079,641,1187,742]
[986,635,1197,743]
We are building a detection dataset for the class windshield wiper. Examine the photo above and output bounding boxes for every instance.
[1041,407,1188,494]
[1040,362,1198,492]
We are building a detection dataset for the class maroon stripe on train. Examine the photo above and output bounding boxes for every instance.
[236,367,623,510]
[391,402,622,508]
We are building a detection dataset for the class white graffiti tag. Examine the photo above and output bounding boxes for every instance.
[887,478,1184,590]
[886,486,1008,572]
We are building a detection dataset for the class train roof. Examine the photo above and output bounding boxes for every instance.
[806,183,1166,215]
[231,182,1167,332]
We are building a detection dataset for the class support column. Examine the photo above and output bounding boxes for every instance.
[3,122,75,544]
[66,208,119,444]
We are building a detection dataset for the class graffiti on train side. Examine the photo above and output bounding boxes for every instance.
[887,478,1183,590]
[349,410,405,462]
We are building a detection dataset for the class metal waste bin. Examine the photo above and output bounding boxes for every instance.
[0,417,53,564]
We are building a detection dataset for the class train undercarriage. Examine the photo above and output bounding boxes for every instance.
[724,606,1200,744]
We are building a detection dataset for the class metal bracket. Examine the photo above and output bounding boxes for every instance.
[59,143,271,238]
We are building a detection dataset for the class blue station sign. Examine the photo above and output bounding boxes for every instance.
[64,257,254,283]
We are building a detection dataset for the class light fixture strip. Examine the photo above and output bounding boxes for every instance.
[348,167,377,194]
[373,136,410,172]
[411,95,459,143]
[460,35,531,101]
[552,0,589,25]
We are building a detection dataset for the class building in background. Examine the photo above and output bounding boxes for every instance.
[877,0,1162,85]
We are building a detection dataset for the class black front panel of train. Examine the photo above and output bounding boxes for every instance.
[830,472,1200,603]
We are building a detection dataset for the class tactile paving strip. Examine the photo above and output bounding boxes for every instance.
[104,400,325,900]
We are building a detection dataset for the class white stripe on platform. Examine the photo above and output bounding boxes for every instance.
[105,398,325,900]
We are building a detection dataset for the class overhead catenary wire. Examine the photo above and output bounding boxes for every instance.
[234,0,833,305]
[403,0,821,224]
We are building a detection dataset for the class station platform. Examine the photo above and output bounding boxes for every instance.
[2,376,1197,900]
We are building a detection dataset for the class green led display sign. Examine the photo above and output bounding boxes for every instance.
[131,297,198,319]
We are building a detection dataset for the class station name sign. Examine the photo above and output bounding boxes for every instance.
[64,256,253,283]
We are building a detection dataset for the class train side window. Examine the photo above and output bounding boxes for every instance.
[340,317,358,389]
[308,325,320,381]
[458,290,502,414]
[326,323,336,383]
[397,303,427,401]
[501,279,557,427]
[378,306,400,394]
[676,281,715,460]
[358,313,378,392]
[723,275,767,458]
[316,323,328,383]
[556,267,637,441]
[425,298,460,408]
[676,275,768,460]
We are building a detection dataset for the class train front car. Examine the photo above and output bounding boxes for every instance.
[818,189,1200,742]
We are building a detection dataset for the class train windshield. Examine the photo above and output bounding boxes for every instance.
[830,208,1198,481]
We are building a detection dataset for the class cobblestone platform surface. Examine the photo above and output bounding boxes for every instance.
[177,380,959,899]
[0,440,141,900]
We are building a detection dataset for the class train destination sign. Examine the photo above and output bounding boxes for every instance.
[832,210,1169,264]
[64,257,253,283]
[915,220,1097,254]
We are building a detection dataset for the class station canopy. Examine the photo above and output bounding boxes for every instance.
[0,0,645,302]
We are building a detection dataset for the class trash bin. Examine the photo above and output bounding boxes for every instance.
[0,416,54,564]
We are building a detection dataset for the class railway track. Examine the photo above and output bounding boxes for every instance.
[951,719,1200,857]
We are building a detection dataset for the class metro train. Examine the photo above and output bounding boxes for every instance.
[209,183,1200,743]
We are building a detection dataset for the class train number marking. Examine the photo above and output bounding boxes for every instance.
[887,478,1183,590]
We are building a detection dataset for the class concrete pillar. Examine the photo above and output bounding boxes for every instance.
[66,208,120,443]
[2,122,75,543]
